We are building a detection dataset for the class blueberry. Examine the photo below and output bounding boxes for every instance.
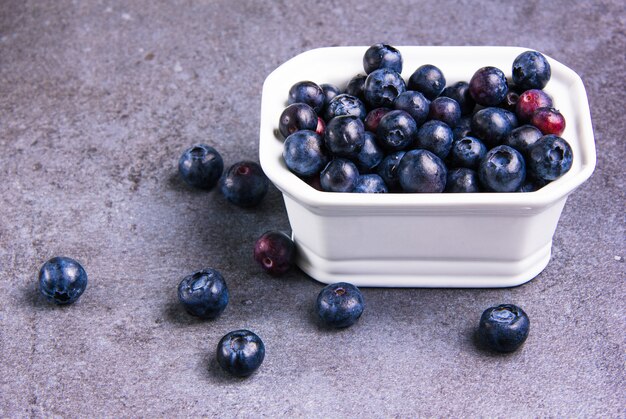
[441,81,475,116]
[499,90,520,112]
[320,158,359,192]
[254,231,296,276]
[398,149,447,193]
[283,130,328,177]
[452,116,473,141]
[316,282,365,328]
[407,64,446,100]
[428,97,461,128]
[393,91,430,126]
[363,43,402,74]
[364,107,391,133]
[445,168,481,193]
[516,89,553,122]
[354,131,384,173]
[376,110,417,151]
[517,178,547,192]
[278,103,318,138]
[344,74,367,100]
[448,136,487,170]
[320,83,341,110]
[376,150,406,192]
[502,109,518,129]
[512,51,551,91]
[219,161,269,207]
[531,107,566,136]
[324,115,365,158]
[178,144,224,190]
[503,124,543,156]
[415,120,454,159]
[478,145,526,192]
[364,68,406,109]
[478,304,530,353]
[216,330,265,377]
[38,256,88,305]
[526,135,573,181]
[177,268,229,319]
[288,81,325,114]
[471,107,515,149]
[324,94,367,121]
[353,174,388,193]
[469,66,508,107]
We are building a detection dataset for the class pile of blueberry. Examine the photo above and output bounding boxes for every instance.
[279,44,573,193]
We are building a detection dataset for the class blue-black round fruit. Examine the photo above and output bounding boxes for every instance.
[448,136,487,170]
[478,145,526,192]
[178,144,224,190]
[478,304,530,353]
[376,110,417,151]
[512,51,551,91]
[354,131,384,173]
[344,74,367,100]
[254,231,296,276]
[526,135,573,181]
[316,282,365,328]
[471,107,516,149]
[178,268,229,319]
[364,68,406,109]
[407,64,446,100]
[283,130,328,177]
[288,81,325,114]
[428,97,461,128]
[445,168,481,193]
[393,91,430,126]
[441,81,475,116]
[398,149,447,193]
[219,161,269,207]
[363,43,403,74]
[415,120,454,159]
[469,66,509,107]
[38,256,88,305]
[376,150,406,192]
[324,115,365,158]
[320,158,359,192]
[324,94,367,121]
[353,174,388,193]
[216,330,265,377]
[279,103,318,138]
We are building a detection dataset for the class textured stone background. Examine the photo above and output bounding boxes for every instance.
[1,0,624,417]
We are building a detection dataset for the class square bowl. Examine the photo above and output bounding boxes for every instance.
[259,46,596,288]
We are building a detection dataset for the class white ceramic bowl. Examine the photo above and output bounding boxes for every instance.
[259,46,596,288]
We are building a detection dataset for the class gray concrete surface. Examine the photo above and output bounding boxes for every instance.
[1,0,624,417]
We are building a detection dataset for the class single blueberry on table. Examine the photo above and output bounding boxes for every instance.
[216,329,265,377]
[320,158,359,192]
[398,149,447,193]
[469,66,508,107]
[526,134,573,181]
[353,174,388,193]
[531,107,566,136]
[428,96,461,128]
[478,304,530,353]
[344,73,367,100]
[364,68,406,109]
[516,89,553,122]
[254,231,296,276]
[288,80,325,114]
[278,103,318,139]
[441,81,475,116]
[363,43,403,74]
[355,131,384,173]
[324,94,367,121]
[376,109,418,151]
[407,64,446,100]
[178,144,224,190]
[471,107,515,149]
[448,136,487,170]
[393,90,430,126]
[324,115,365,158]
[478,145,526,192]
[219,161,269,207]
[38,256,88,305]
[503,124,543,156]
[445,168,481,193]
[415,120,454,159]
[178,268,229,319]
[283,130,328,177]
[316,282,365,328]
[512,50,551,90]
[376,150,406,192]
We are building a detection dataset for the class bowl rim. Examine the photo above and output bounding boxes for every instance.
[259,45,596,211]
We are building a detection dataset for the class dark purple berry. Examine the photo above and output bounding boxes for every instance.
[254,231,296,276]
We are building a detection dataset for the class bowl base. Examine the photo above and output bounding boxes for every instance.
[295,241,552,288]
